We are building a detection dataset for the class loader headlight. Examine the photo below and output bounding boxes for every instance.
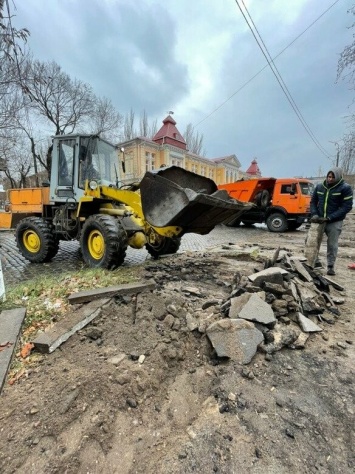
[89,180,98,190]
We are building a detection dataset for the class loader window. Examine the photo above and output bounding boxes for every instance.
[58,140,75,186]
[79,136,120,188]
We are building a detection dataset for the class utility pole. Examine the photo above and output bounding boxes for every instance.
[336,150,340,167]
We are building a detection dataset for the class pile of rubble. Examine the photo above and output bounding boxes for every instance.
[204,248,344,365]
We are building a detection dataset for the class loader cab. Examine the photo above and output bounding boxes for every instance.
[50,134,122,202]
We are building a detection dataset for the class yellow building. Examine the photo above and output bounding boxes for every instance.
[117,115,245,185]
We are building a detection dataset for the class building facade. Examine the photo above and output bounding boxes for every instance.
[117,115,247,185]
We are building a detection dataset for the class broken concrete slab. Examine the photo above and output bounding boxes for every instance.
[321,276,344,292]
[237,293,276,325]
[248,267,288,287]
[33,298,110,353]
[0,307,26,394]
[304,222,326,267]
[229,292,263,318]
[68,279,156,305]
[291,259,313,282]
[206,318,264,364]
[297,313,323,332]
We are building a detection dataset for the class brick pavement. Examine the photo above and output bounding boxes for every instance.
[0,226,259,286]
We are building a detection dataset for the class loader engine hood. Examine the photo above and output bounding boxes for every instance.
[140,166,253,235]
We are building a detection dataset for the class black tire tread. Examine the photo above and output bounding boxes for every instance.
[16,217,59,263]
[80,214,128,269]
[146,236,181,259]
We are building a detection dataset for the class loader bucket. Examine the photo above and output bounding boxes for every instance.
[140,166,253,234]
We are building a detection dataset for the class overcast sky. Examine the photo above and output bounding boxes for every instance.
[12,0,354,178]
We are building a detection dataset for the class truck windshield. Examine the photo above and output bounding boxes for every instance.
[299,182,314,195]
[79,136,120,187]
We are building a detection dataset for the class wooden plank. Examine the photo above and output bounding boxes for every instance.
[68,279,156,305]
[304,222,326,267]
[0,308,26,394]
[33,298,110,353]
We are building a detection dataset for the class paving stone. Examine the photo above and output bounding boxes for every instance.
[0,307,26,393]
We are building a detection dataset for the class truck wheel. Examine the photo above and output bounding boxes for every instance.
[16,217,59,263]
[266,213,288,232]
[80,215,128,269]
[146,236,181,259]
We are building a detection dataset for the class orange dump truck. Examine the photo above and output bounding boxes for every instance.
[218,177,313,232]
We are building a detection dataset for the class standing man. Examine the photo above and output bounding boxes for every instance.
[310,167,353,275]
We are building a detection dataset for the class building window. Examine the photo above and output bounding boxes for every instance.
[171,156,183,167]
[145,152,155,171]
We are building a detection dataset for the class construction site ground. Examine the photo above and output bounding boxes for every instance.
[0,215,354,474]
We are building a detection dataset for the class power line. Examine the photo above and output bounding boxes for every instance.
[194,0,341,156]
[235,0,331,158]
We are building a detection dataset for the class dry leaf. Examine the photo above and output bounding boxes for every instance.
[20,342,34,359]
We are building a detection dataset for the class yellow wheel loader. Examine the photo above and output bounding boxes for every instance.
[0,134,252,269]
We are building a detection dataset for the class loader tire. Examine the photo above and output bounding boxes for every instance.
[80,214,128,269]
[146,236,181,259]
[16,217,59,263]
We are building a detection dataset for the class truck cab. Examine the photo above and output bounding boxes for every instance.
[218,177,313,232]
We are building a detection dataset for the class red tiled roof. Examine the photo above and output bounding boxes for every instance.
[246,158,261,175]
[152,115,187,150]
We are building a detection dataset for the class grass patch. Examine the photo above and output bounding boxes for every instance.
[0,265,142,339]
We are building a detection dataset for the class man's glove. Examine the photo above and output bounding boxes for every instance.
[310,215,328,224]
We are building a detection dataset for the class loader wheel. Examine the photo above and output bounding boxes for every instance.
[80,214,128,269]
[16,217,59,263]
[146,235,181,259]
[266,212,288,232]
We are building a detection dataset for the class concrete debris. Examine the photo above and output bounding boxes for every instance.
[216,248,344,362]
[33,298,110,353]
[206,318,264,364]
[68,279,156,304]
[297,313,323,333]
[236,293,276,325]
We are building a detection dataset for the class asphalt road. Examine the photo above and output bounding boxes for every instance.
[0,225,267,286]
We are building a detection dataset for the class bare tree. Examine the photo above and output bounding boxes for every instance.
[0,130,33,188]
[183,123,205,156]
[335,134,355,175]
[336,6,355,174]
[89,97,123,143]
[337,6,355,88]
[22,60,94,136]
[139,110,149,137]
[0,1,29,138]
[122,109,136,140]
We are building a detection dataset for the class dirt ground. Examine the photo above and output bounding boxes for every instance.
[0,214,354,474]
